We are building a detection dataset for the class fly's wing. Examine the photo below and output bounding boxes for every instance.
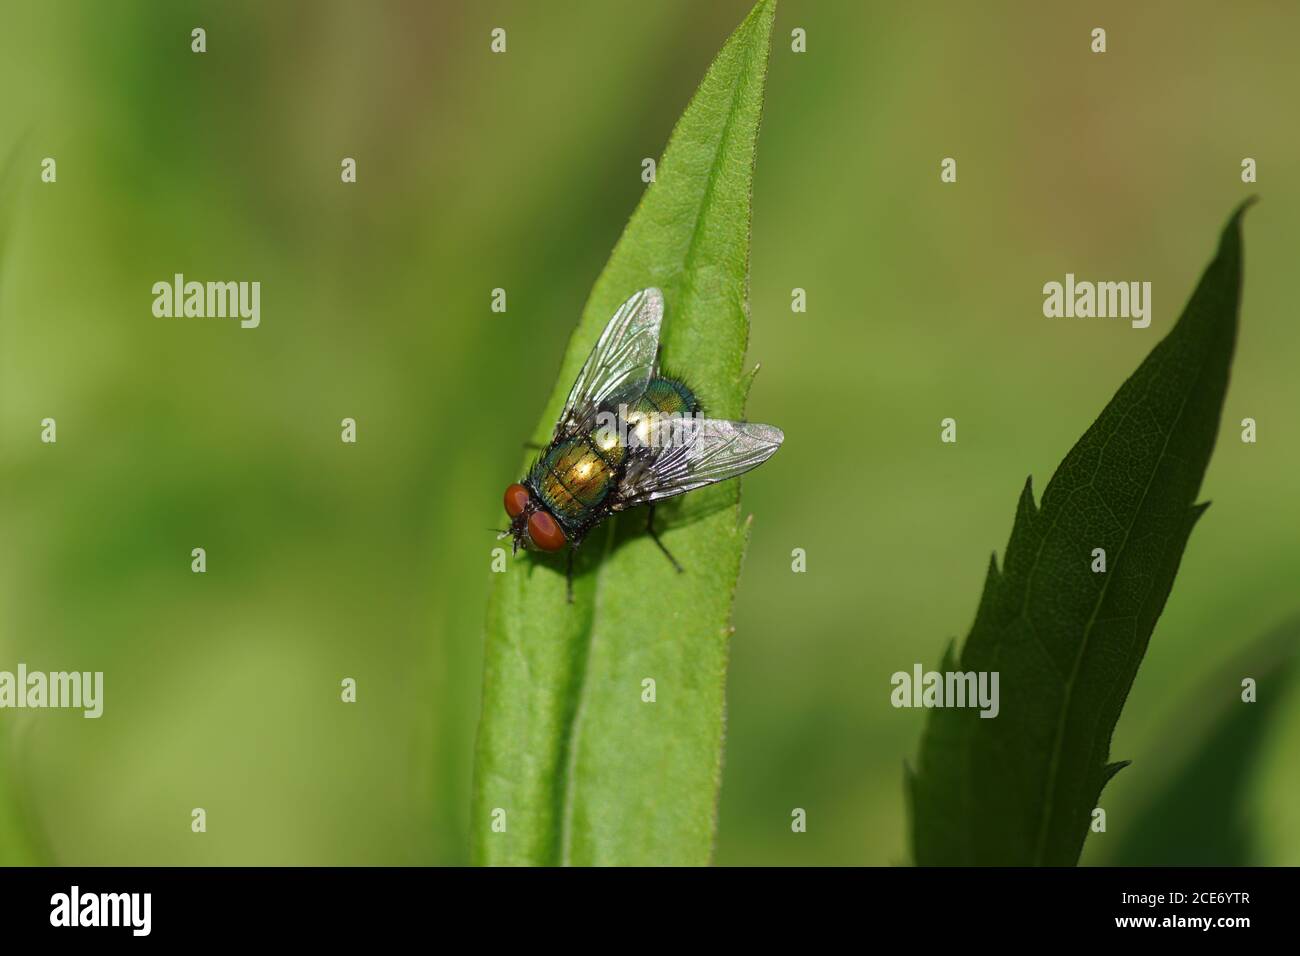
[555,288,663,438]
[613,417,784,509]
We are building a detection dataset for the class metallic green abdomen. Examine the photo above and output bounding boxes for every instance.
[633,377,699,416]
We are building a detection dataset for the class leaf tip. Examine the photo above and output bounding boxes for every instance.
[1214,197,1255,265]
[1018,475,1038,512]
[1007,476,1039,547]
[1231,194,1259,223]
[939,637,959,672]
[1101,759,1131,789]
[738,0,778,38]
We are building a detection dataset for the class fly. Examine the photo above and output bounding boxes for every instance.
[500,288,784,601]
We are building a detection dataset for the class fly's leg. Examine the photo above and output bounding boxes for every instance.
[565,549,575,604]
[646,505,684,573]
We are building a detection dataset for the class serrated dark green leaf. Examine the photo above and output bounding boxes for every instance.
[471,0,777,866]
[910,202,1252,866]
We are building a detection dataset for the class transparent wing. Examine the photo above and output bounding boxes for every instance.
[614,418,784,509]
[556,288,663,437]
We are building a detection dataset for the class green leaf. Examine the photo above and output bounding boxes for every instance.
[909,202,1252,866]
[471,0,777,866]
[1106,615,1299,866]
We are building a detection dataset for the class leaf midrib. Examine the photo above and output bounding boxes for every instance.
[1028,344,1197,864]
[553,22,761,865]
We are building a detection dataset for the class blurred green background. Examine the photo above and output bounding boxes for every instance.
[1,1,1297,865]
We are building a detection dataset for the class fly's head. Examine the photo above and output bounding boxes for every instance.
[501,483,567,555]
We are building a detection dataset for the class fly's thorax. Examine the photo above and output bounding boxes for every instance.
[531,435,618,526]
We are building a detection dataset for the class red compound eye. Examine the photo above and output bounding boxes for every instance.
[526,510,567,552]
[504,483,530,519]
